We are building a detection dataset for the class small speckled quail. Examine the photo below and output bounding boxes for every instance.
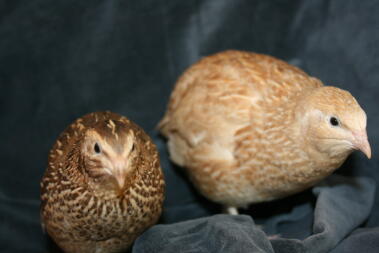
[40,111,165,253]
[159,50,371,214]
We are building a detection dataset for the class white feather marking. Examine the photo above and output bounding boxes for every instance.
[103,168,112,175]
[211,170,222,178]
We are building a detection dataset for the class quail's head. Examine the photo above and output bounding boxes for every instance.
[80,119,141,194]
[297,86,371,159]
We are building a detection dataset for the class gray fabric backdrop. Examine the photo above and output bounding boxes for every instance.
[0,1,378,252]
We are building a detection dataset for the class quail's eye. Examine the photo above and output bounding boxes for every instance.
[131,143,135,152]
[330,116,340,127]
[94,143,101,154]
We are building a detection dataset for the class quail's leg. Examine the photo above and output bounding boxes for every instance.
[224,206,239,215]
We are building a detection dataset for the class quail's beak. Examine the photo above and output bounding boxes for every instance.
[113,161,128,191]
[353,130,371,159]
[114,172,126,190]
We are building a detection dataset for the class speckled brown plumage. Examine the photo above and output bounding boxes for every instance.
[41,111,165,253]
[159,50,370,212]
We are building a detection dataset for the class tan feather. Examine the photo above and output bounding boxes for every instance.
[159,50,370,210]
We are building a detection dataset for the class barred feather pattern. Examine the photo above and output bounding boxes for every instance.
[41,111,164,253]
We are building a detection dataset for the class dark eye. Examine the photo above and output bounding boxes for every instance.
[94,143,101,154]
[131,143,135,152]
[330,117,340,126]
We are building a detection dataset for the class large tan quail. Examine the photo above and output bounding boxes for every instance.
[158,50,371,214]
[40,111,165,253]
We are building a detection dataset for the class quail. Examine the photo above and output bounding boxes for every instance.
[159,50,370,214]
[41,111,165,253]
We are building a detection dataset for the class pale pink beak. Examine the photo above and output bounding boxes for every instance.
[353,130,371,159]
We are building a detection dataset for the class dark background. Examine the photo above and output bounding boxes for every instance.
[0,0,378,252]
